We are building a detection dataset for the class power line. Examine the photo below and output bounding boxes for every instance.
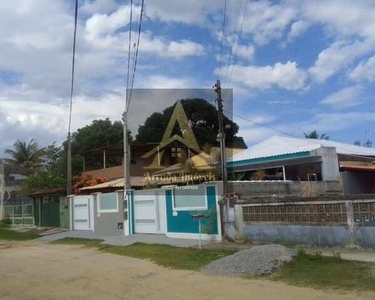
[125,0,133,111]
[223,0,243,85]
[66,0,79,196]
[127,0,145,112]
[68,0,78,136]
[217,0,228,80]
[225,0,249,87]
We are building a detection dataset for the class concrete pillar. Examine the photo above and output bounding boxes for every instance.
[345,201,358,248]
[311,147,340,181]
[0,165,4,220]
[69,196,73,231]
[234,204,244,240]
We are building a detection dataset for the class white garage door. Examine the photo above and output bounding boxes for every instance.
[73,196,93,230]
[133,190,166,234]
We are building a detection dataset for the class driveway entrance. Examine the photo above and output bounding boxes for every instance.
[133,189,166,234]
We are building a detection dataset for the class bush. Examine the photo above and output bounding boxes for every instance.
[0,218,11,228]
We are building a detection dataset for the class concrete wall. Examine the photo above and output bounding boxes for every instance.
[242,224,375,248]
[93,192,124,236]
[227,199,375,249]
[310,147,340,181]
[356,227,375,248]
[230,180,342,199]
[244,225,349,247]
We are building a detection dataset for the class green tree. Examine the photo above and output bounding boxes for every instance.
[4,139,45,168]
[65,118,132,174]
[43,142,64,171]
[136,99,247,148]
[22,170,66,193]
[354,139,373,147]
[20,142,66,194]
[303,130,329,140]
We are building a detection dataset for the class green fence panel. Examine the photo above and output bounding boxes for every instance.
[4,204,34,226]
[60,198,70,229]
[34,199,40,226]
[41,200,60,227]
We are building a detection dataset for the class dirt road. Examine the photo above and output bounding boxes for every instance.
[0,240,373,300]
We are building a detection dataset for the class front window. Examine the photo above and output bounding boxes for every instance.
[172,185,207,211]
[98,193,118,213]
[170,147,182,164]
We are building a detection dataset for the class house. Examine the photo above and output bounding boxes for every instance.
[82,142,244,187]
[67,182,222,240]
[228,135,375,194]
[67,100,243,239]
[0,163,34,221]
[73,143,239,238]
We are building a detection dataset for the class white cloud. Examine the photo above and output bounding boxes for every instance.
[235,44,255,61]
[234,112,278,146]
[81,0,119,15]
[164,40,205,59]
[85,5,134,38]
[84,5,206,60]
[240,1,297,45]
[145,0,217,25]
[349,55,375,82]
[321,86,364,109]
[309,40,373,83]
[301,112,375,133]
[287,20,310,42]
[299,0,375,40]
[139,75,197,89]
[0,1,208,153]
[227,61,307,91]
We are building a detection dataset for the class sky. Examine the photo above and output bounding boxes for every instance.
[1,0,375,156]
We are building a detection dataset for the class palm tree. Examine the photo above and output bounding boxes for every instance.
[4,139,45,169]
[303,130,329,140]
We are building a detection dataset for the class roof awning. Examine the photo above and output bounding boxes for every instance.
[340,161,375,172]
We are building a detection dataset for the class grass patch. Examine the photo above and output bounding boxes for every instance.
[102,243,234,270]
[0,228,39,241]
[274,250,375,291]
[53,238,234,271]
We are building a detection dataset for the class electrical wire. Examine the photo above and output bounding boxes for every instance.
[217,0,228,80]
[66,0,79,195]
[125,0,133,111]
[127,0,145,112]
[223,0,243,85]
[226,0,249,87]
[68,0,78,136]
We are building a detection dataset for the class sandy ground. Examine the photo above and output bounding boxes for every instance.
[0,240,374,300]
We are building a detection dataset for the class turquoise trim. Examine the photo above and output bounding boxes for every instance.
[227,151,310,168]
[165,186,218,235]
[129,191,135,235]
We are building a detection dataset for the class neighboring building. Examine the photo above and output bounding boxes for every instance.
[228,136,375,194]
[69,182,222,240]
[82,142,244,188]
[0,164,34,220]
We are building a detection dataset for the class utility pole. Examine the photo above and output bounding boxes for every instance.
[122,110,131,199]
[67,133,72,195]
[67,0,78,197]
[214,80,228,196]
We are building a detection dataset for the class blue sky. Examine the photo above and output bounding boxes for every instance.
[1,0,375,155]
